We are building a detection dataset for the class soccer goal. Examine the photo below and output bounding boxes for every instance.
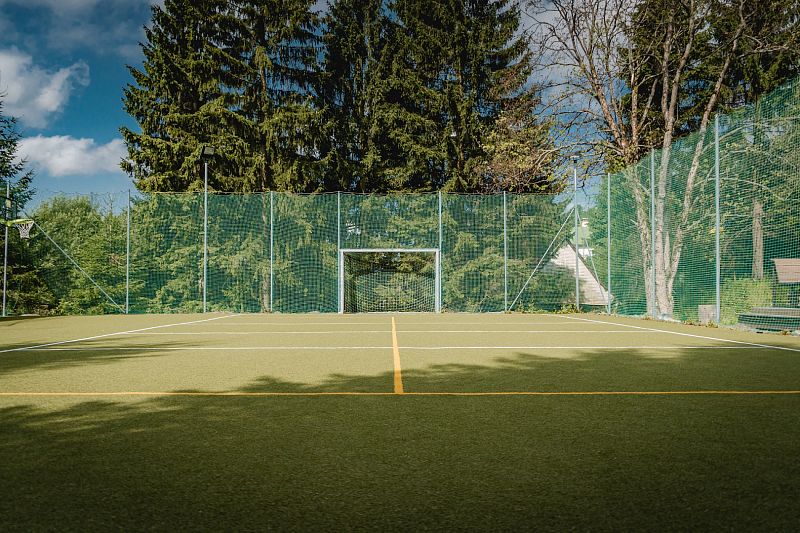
[338,248,441,313]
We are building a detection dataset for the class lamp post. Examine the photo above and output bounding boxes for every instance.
[200,146,214,313]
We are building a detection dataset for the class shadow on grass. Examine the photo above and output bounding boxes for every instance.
[0,336,201,376]
[1,344,800,530]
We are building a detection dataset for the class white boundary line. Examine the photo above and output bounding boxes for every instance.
[561,315,800,353]
[36,346,393,351]
[215,320,582,326]
[0,314,239,354]
[28,344,761,352]
[125,329,665,335]
[401,346,758,350]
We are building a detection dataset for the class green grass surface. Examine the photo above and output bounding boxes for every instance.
[1,313,799,530]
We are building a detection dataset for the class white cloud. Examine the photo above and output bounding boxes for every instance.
[18,136,126,177]
[0,48,89,129]
[0,0,157,59]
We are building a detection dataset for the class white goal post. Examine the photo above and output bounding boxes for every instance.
[338,248,441,313]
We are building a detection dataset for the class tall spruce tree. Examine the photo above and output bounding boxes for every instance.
[219,0,321,192]
[0,96,33,213]
[319,0,385,191]
[121,0,233,191]
[321,0,543,192]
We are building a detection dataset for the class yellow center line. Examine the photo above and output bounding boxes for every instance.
[1,390,799,397]
[391,316,404,394]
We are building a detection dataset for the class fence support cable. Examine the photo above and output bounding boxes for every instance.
[509,210,573,311]
[31,219,125,313]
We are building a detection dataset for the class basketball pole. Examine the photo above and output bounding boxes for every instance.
[2,179,9,317]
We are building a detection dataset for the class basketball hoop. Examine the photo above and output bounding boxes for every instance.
[14,220,34,239]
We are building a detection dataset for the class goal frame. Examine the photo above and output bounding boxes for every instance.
[338,248,441,314]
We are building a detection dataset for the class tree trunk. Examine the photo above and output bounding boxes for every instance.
[752,198,764,279]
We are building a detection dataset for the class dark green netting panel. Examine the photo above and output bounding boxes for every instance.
[441,194,504,312]
[130,193,204,313]
[667,126,717,323]
[507,193,574,311]
[207,194,269,313]
[272,193,338,313]
[718,81,800,325]
[340,193,438,250]
[596,75,800,324]
[6,194,127,315]
[601,164,648,316]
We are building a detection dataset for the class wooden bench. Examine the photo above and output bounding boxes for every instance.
[738,259,800,330]
[772,259,800,284]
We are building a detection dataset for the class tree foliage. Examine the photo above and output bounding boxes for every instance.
[122,0,559,194]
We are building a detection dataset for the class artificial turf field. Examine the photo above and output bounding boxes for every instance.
[1,312,799,530]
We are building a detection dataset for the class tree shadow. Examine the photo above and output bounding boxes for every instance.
[0,336,200,376]
[1,344,799,530]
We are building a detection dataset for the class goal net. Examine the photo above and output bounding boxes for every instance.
[339,249,440,313]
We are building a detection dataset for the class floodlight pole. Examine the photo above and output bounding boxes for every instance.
[2,180,9,317]
[573,160,580,310]
[714,114,721,325]
[199,145,214,313]
[203,160,208,313]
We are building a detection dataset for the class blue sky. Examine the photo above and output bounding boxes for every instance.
[0,0,160,206]
[0,0,327,207]
[1,1,567,208]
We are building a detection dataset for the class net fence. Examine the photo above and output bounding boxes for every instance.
[3,76,800,324]
[3,191,579,314]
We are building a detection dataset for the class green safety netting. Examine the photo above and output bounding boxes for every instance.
[5,76,800,321]
[6,191,578,314]
[590,76,800,325]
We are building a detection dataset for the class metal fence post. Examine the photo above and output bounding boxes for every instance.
[650,149,656,319]
[574,162,580,310]
[607,173,611,314]
[337,191,342,314]
[438,190,443,312]
[126,189,131,314]
[503,191,508,312]
[715,114,721,324]
[269,191,274,313]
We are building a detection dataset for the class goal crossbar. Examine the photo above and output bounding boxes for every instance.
[338,248,441,313]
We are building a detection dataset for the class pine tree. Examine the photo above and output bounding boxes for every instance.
[0,96,33,216]
[121,0,233,192]
[319,0,385,191]
[220,0,322,192]
[321,0,541,192]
